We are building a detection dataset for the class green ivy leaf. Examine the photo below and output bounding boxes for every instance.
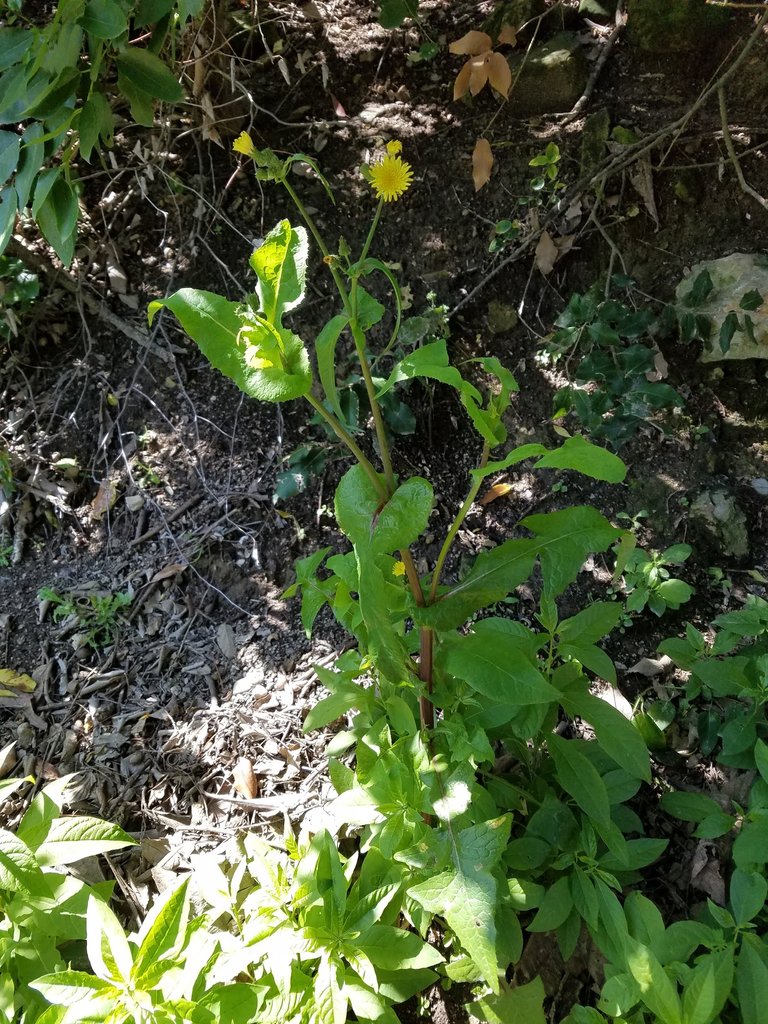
[739,289,764,312]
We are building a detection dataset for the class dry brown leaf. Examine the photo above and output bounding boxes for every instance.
[488,51,511,98]
[645,350,669,382]
[472,137,493,191]
[91,479,117,520]
[453,59,474,100]
[150,562,186,583]
[554,233,576,260]
[630,155,659,228]
[200,92,222,146]
[0,669,36,697]
[497,24,518,46]
[628,655,673,677]
[469,53,492,95]
[479,482,513,506]
[449,30,492,55]
[534,230,558,275]
[233,756,258,800]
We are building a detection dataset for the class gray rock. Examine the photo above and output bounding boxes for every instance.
[752,478,768,497]
[675,253,768,362]
[507,32,588,116]
[690,489,749,558]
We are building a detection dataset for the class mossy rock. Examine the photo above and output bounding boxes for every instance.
[507,32,588,116]
[626,0,730,54]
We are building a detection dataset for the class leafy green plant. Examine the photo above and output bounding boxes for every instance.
[489,142,566,253]
[677,266,765,355]
[38,585,133,648]
[0,0,196,264]
[145,134,700,1018]
[545,283,683,448]
[0,772,136,1024]
[0,254,38,341]
[618,543,694,618]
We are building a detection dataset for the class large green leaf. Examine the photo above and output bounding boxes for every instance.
[409,816,511,992]
[548,734,611,829]
[34,176,78,266]
[737,935,768,1024]
[0,828,46,894]
[148,289,312,402]
[415,539,536,630]
[79,0,128,39]
[335,465,432,553]
[523,506,621,597]
[356,924,443,971]
[468,977,546,1024]
[560,689,650,781]
[87,896,133,983]
[534,435,626,482]
[626,940,682,1024]
[34,816,136,866]
[132,878,190,983]
[29,971,119,1012]
[443,630,559,706]
[249,220,307,325]
[114,47,184,102]
[376,339,482,404]
[316,314,348,420]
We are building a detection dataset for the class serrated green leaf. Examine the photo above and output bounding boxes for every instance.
[115,47,184,102]
[35,815,136,866]
[148,289,312,402]
[522,506,621,597]
[316,314,348,420]
[443,629,559,705]
[548,734,611,828]
[468,976,546,1024]
[416,538,536,630]
[534,435,626,482]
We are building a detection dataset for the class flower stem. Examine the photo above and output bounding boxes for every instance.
[428,442,490,605]
[305,393,387,503]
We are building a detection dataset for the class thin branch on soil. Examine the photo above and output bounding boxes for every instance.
[6,237,177,365]
[717,85,768,211]
[128,492,205,548]
[558,0,627,127]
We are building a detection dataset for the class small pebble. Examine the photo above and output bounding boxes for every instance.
[751,478,768,496]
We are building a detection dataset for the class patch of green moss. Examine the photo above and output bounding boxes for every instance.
[626,0,729,54]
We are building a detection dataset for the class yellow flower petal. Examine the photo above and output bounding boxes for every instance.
[368,153,413,202]
[392,561,406,577]
[386,140,403,155]
[233,131,255,156]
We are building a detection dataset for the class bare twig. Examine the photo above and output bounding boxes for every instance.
[717,85,768,210]
[559,0,628,126]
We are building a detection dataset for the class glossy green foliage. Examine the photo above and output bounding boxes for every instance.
[0,0,194,264]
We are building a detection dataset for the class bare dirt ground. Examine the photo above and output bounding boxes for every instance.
[1,0,768,1015]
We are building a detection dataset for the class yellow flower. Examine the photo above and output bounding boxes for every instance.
[368,150,413,202]
[392,561,407,577]
[386,140,403,155]
[233,131,255,157]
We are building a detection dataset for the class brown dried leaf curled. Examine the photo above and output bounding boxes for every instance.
[449,30,493,56]
[534,230,558,275]
[472,137,493,191]
[488,52,511,98]
[454,59,474,100]
[479,482,513,506]
[469,53,492,96]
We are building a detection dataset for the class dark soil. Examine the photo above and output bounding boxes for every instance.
[1,1,768,1019]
